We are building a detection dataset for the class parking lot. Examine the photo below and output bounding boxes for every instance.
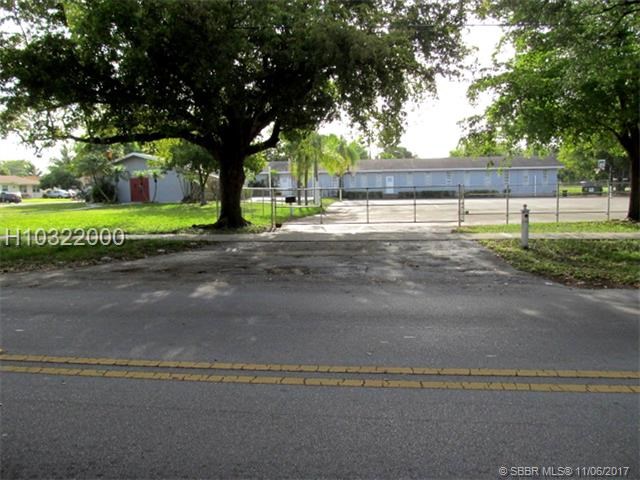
[285,195,630,226]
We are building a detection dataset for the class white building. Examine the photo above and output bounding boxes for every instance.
[0,175,42,198]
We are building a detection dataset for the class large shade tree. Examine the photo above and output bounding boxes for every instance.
[0,0,466,228]
[378,144,416,159]
[467,0,640,220]
[0,159,39,175]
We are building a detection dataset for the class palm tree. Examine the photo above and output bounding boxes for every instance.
[321,135,360,201]
[287,135,316,205]
[147,168,164,202]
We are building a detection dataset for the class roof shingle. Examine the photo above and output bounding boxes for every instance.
[0,175,40,185]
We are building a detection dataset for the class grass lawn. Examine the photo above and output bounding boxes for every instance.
[0,199,334,271]
[19,198,77,204]
[0,199,334,234]
[559,185,607,195]
[0,239,209,273]
[456,220,640,234]
[481,239,640,288]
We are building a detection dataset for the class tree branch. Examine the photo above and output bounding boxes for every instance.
[246,121,281,155]
[63,130,205,148]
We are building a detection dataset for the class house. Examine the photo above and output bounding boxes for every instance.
[257,156,563,198]
[112,153,192,203]
[0,175,42,198]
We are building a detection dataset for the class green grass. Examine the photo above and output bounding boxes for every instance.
[557,185,630,195]
[480,239,640,288]
[0,198,334,234]
[559,185,606,195]
[0,239,208,273]
[19,198,76,204]
[0,199,335,271]
[456,220,640,234]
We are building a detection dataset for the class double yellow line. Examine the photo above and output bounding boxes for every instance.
[1,353,638,394]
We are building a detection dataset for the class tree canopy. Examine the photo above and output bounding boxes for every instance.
[466,0,640,219]
[38,146,81,190]
[0,159,39,176]
[0,0,467,227]
[377,144,416,159]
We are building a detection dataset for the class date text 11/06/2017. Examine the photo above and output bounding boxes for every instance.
[3,228,126,247]
[498,465,631,477]
[498,465,631,478]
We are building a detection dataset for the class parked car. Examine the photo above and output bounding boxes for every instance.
[0,191,22,203]
[43,188,71,198]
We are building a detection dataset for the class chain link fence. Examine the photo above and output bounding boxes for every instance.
[230,181,631,227]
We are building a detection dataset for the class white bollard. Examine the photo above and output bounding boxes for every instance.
[521,204,530,249]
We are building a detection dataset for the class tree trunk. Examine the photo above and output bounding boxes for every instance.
[622,127,639,221]
[304,168,308,205]
[198,170,207,205]
[112,174,119,202]
[214,155,249,229]
[627,146,639,221]
[199,181,207,205]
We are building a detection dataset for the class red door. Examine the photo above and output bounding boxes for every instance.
[130,177,149,202]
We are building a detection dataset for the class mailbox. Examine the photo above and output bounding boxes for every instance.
[285,196,296,204]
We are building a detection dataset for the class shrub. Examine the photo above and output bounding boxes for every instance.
[89,179,116,202]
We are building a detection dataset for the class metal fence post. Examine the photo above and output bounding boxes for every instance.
[555,184,560,223]
[366,188,370,224]
[270,187,275,229]
[413,186,417,223]
[457,184,462,227]
[320,188,324,225]
[505,186,510,225]
[607,178,611,221]
[461,185,465,222]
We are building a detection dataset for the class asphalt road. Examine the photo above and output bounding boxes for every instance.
[1,238,638,479]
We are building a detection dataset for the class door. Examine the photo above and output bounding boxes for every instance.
[130,177,149,202]
[385,175,394,194]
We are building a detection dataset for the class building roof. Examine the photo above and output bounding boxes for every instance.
[0,175,40,185]
[264,156,561,174]
[112,152,159,164]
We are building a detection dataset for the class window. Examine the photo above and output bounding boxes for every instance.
[20,185,28,193]
[33,186,40,193]
[1,185,7,192]
[522,170,530,185]
[425,173,432,186]
[542,170,549,185]
[357,174,366,188]
[446,172,453,186]
[375,174,382,188]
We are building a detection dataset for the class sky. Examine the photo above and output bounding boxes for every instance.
[0,24,505,173]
